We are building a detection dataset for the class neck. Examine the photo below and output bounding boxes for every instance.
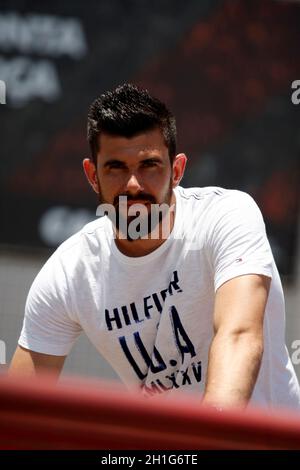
[114,192,176,257]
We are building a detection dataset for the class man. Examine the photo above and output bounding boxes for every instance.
[9,83,300,409]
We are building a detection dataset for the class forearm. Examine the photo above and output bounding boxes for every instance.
[202,331,263,408]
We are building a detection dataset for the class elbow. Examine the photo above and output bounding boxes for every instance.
[215,327,264,359]
[231,329,264,361]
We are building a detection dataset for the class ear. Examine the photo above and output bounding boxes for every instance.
[83,158,99,194]
[172,153,187,188]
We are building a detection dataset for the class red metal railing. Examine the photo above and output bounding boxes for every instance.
[0,374,300,449]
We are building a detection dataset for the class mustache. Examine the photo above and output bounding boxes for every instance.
[113,193,157,206]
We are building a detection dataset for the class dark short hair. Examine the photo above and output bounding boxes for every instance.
[87,83,177,165]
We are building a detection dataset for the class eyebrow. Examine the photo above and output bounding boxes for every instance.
[103,156,163,168]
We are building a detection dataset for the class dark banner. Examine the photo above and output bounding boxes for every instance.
[0,0,299,278]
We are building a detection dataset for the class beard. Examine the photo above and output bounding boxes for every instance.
[97,178,173,242]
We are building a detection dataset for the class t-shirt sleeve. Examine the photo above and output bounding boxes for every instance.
[206,191,274,292]
[18,252,82,356]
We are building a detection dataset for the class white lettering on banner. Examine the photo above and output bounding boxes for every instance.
[0,12,88,107]
[38,206,94,246]
[0,56,61,107]
[0,12,87,58]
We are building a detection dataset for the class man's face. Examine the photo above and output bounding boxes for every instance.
[95,129,174,238]
[83,127,186,240]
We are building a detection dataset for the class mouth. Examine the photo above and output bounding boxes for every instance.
[126,200,151,207]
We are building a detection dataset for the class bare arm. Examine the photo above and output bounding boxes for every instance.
[8,345,66,380]
[202,274,271,408]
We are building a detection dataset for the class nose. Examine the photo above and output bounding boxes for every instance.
[125,173,144,194]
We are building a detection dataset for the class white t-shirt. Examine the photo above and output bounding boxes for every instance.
[19,186,300,409]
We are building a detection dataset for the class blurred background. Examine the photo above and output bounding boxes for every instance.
[0,0,299,382]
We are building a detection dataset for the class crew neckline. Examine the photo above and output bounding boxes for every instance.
[106,187,182,265]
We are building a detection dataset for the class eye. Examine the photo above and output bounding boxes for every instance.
[142,160,159,167]
[108,162,126,170]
